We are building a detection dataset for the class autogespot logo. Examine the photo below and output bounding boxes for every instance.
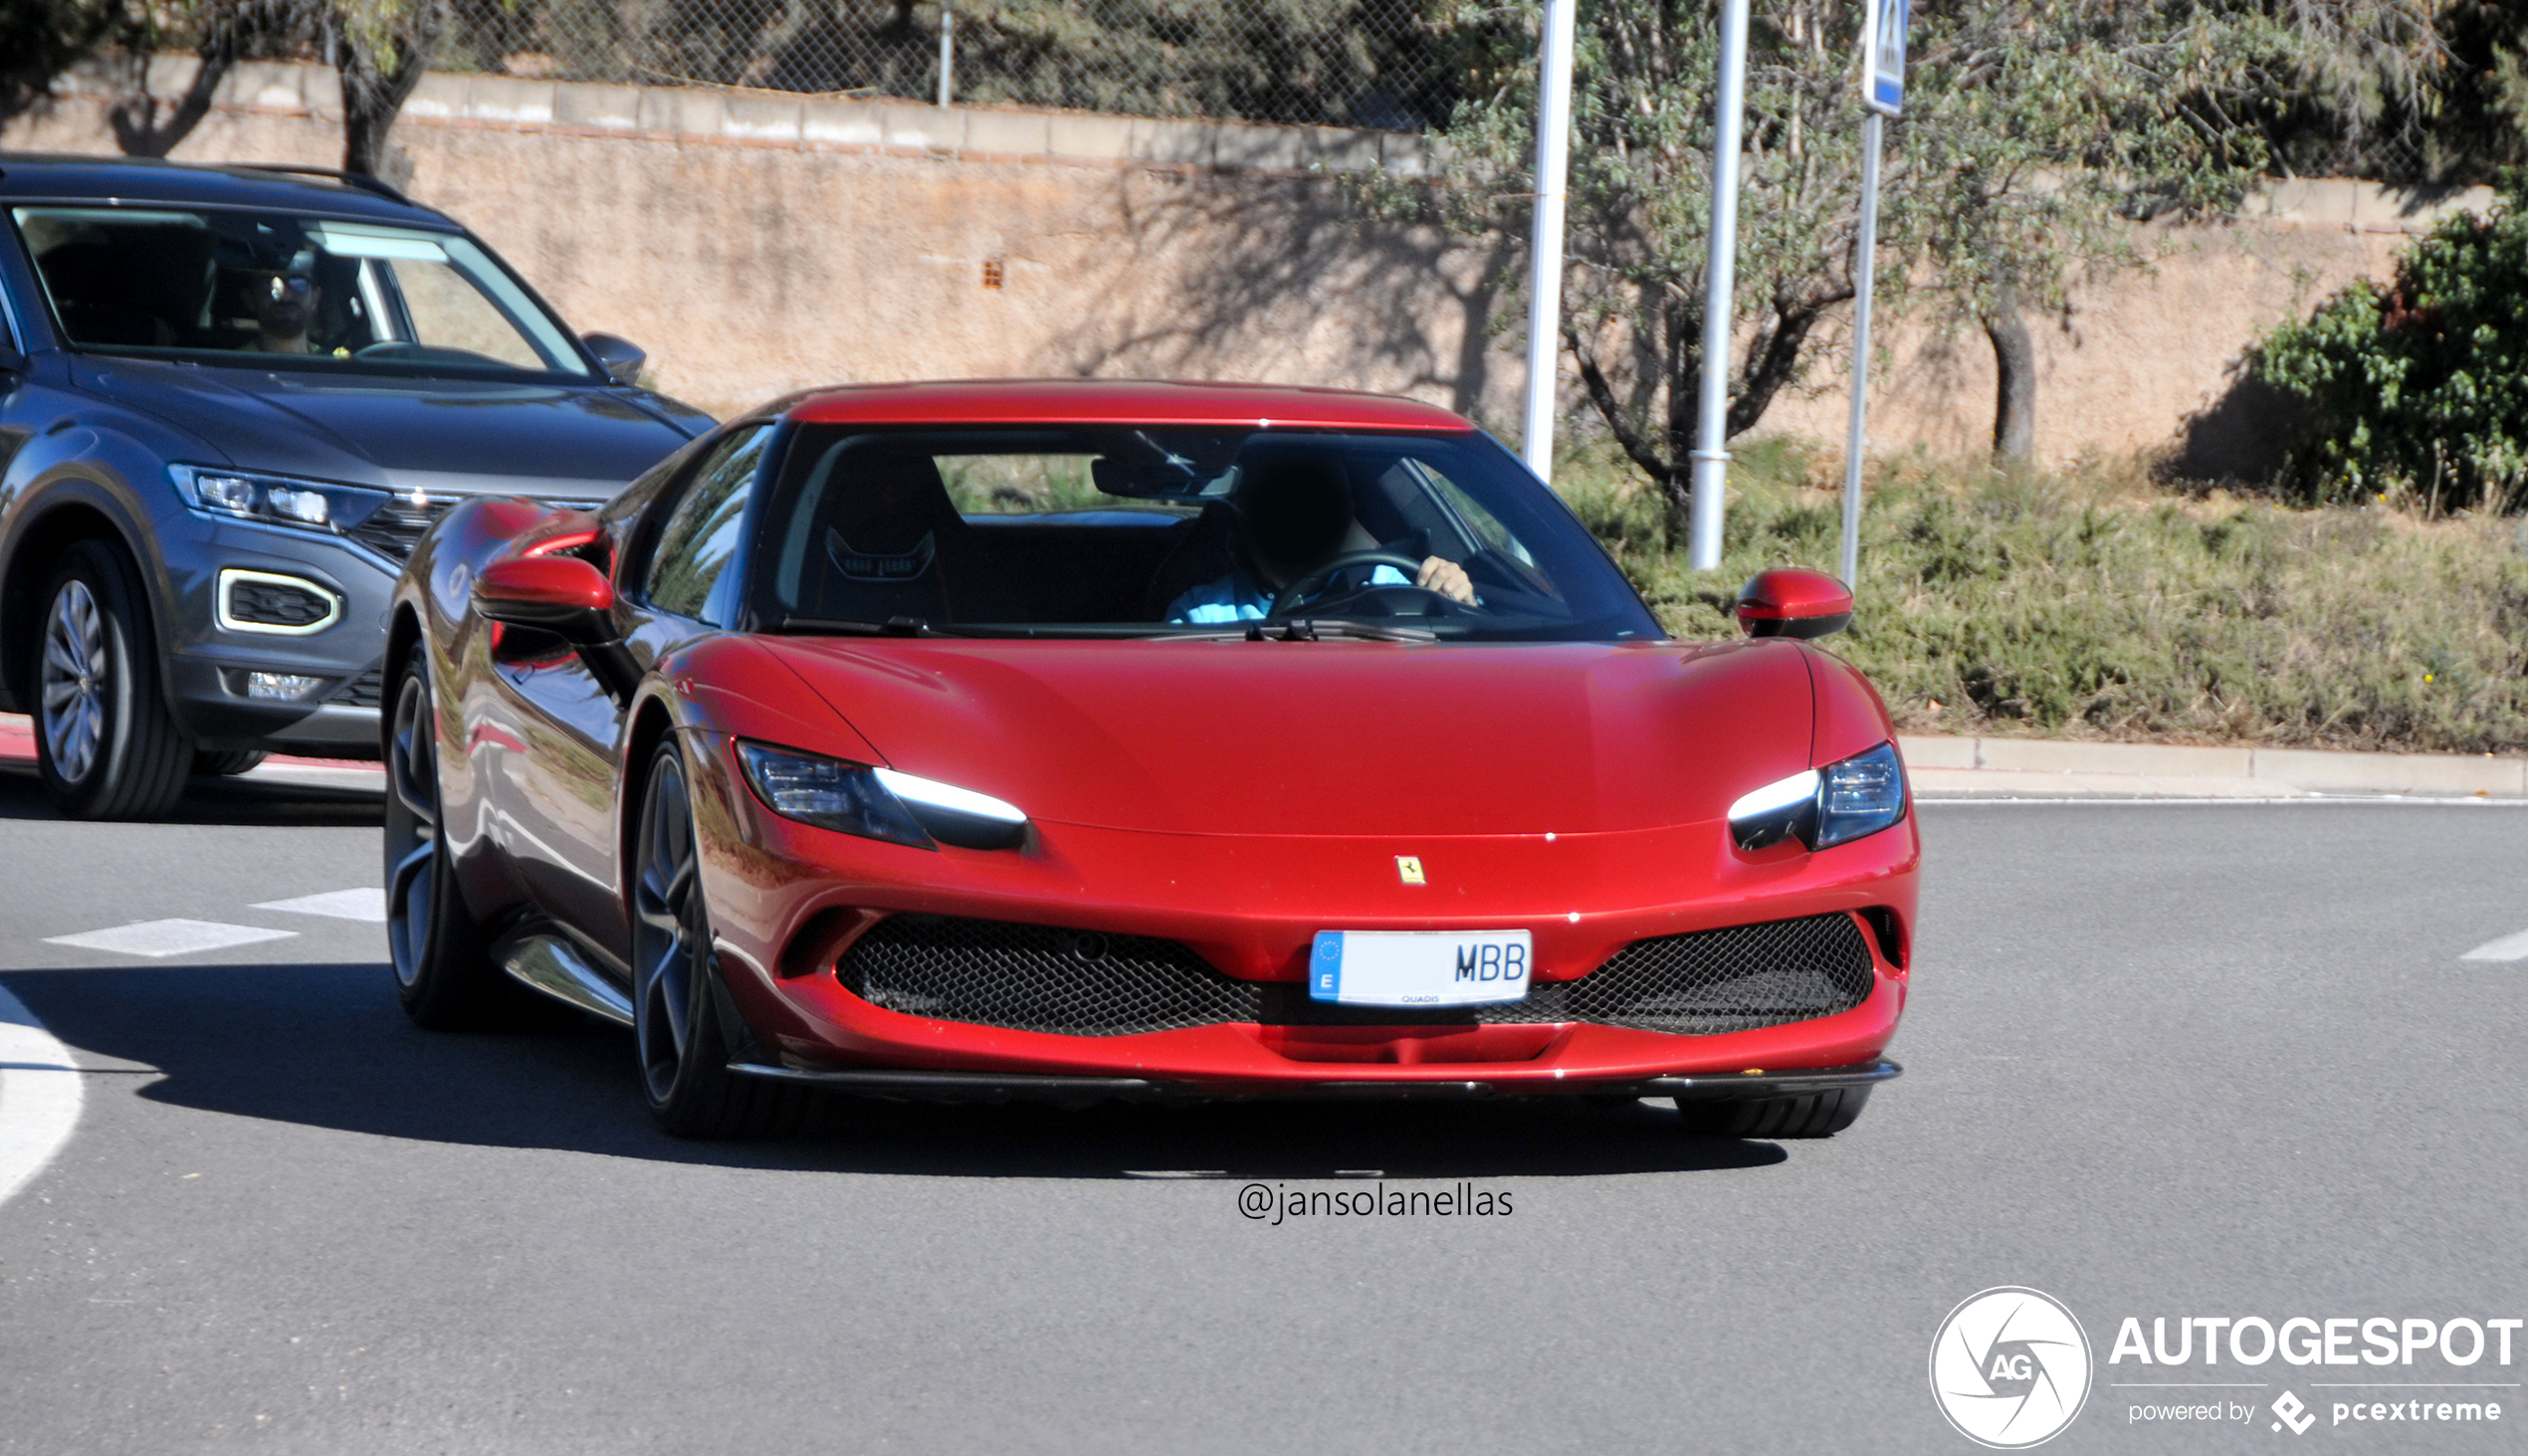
[1931,1287,2096,1448]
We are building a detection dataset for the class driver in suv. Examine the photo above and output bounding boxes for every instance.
[1165,449,1474,623]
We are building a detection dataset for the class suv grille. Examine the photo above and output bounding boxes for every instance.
[346,496,454,562]
[327,663,386,709]
[346,495,609,564]
[836,912,1878,1039]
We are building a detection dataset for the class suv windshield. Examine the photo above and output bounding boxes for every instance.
[12,206,591,378]
[744,426,1662,643]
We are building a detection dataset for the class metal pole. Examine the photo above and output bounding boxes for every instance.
[938,6,954,108]
[1520,0,1578,483]
[1687,0,1751,570]
[1838,109,1882,589]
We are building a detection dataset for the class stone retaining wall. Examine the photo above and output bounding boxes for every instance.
[3,60,2490,467]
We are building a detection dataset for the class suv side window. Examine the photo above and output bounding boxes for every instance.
[645,425,768,624]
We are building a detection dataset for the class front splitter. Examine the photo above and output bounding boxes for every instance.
[725,1058,1900,1105]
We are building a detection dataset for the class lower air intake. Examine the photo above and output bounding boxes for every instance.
[1557,912,1878,1034]
[834,912,1879,1039]
[838,915,1259,1036]
[226,576,335,628]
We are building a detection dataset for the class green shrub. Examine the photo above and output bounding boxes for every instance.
[2251,185,2528,514]
[1557,440,2528,753]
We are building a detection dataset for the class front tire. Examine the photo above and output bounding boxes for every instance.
[385,644,512,1029]
[1676,1087,1871,1139]
[193,749,268,776]
[33,540,192,819]
[631,741,808,1139]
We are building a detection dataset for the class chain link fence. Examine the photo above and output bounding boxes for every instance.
[433,0,1466,131]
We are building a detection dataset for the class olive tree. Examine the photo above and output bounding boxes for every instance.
[110,0,309,156]
[1379,0,2437,536]
[323,0,451,177]
[102,0,444,176]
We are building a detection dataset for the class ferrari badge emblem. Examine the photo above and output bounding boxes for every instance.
[1394,856,1425,886]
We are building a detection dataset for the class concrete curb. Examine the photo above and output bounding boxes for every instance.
[1900,733,2528,799]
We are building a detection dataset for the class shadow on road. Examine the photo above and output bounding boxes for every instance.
[0,763,382,828]
[1,958,1791,1180]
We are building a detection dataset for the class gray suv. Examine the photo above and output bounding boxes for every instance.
[0,155,712,817]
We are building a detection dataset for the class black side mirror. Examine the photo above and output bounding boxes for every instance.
[579,332,647,387]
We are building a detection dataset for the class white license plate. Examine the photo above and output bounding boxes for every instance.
[1307,930,1533,1007]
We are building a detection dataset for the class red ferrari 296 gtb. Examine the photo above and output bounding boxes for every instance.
[384,381,1916,1138]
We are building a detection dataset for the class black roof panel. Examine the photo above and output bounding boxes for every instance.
[0,153,454,228]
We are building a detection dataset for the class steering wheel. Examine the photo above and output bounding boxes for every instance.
[354,341,424,361]
[1269,549,1446,617]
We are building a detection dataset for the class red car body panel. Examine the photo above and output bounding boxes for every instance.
[388,380,1918,1098]
[754,635,1814,835]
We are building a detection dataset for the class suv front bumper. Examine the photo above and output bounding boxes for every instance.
[158,515,406,758]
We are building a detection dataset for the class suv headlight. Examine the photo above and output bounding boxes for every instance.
[1727,741,1907,851]
[736,741,1027,851]
[168,464,392,535]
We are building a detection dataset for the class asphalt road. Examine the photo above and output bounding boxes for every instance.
[1,766,2522,1455]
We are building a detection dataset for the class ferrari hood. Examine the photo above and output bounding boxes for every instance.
[757,637,1817,837]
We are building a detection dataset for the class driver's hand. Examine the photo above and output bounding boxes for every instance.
[1416,555,1476,604]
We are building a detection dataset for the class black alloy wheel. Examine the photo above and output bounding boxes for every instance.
[630,740,809,1139]
[384,644,511,1028]
[33,540,192,819]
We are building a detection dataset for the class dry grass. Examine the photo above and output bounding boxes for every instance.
[1557,437,2528,754]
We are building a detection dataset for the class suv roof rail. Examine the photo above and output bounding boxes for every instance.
[234,163,424,210]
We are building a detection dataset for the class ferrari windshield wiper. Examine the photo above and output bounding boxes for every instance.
[1165,619,1440,644]
[773,615,1438,643]
[774,614,939,637]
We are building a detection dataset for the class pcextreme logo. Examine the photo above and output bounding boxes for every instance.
[1931,1287,2095,1448]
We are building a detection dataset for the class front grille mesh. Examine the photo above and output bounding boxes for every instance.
[839,915,1257,1036]
[1560,913,1877,1033]
[836,912,1878,1039]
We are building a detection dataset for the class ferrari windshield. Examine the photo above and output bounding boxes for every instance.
[740,425,1661,642]
[11,206,592,378]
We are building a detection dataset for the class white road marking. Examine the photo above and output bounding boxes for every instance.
[251,888,387,923]
[2459,929,2528,961]
[44,919,297,958]
[0,980,83,1209]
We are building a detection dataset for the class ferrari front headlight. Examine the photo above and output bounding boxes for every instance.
[1814,742,1907,847]
[736,742,1027,851]
[1727,742,1906,851]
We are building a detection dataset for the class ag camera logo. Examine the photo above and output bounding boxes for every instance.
[1931,1287,2094,1448]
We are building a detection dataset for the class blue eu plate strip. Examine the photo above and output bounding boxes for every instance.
[1310,932,1345,1002]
